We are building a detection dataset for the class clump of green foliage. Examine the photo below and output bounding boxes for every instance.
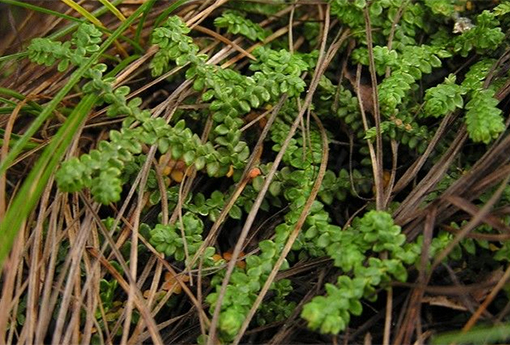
[7,0,510,343]
[214,10,270,42]
[301,210,453,334]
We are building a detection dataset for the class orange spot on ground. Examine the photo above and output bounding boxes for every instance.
[161,273,190,294]
[170,170,184,183]
[223,250,246,269]
[248,167,261,179]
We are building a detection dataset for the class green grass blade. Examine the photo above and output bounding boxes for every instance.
[98,0,126,21]
[0,94,98,269]
[61,0,104,28]
[432,323,510,345]
[154,0,191,29]
[0,0,140,51]
[0,129,39,149]
[109,54,141,75]
[135,0,158,44]
[0,2,152,269]
[0,98,16,106]
[0,52,28,64]
[0,6,146,176]
[0,107,40,116]
[0,87,43,111]
[46,0,125,41]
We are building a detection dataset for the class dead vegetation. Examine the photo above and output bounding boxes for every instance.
[2,1,510,344]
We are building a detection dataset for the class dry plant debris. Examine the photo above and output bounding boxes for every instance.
[2,0,510,344]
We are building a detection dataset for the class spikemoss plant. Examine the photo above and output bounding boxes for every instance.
[14,0,510,343]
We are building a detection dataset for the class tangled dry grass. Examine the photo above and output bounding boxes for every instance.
[2,1,510,344]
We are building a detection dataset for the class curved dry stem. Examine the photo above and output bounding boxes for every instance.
[233,110,330,344]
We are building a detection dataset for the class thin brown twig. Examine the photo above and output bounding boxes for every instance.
[363,6,383,211]
[194,24,256,60]
[432,174,510,270]
[462,264,510,332]
[120,143,157,345]
[233,109,330,344]
[208,12,348,344]
[80,196,164,345]
[394,206,436,345]
[51,210,96,344]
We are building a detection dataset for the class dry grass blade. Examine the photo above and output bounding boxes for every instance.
[120,144,157,345]
[194,24,256,61]
[445,195,510,234]
[4,1,510,344]
[206,5,341,341]
[394,206,436,345]
[51,209,97,345]
[393,112,456,194]
[462,264,510,332]
[394,127,468,233]
[362,6,383,211]
[192,95,287,269]
[233,109,330,344]
[433,174,510,270]
[87,246,163,344]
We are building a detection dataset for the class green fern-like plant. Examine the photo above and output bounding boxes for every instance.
[214,10,270,42]
[464,89,504,144]
[461,59,505,144]
[422,74,465,118]
[17,2,510,343]
[451,10,505,57]
[301,210,452,335]
[27,23,103,72]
